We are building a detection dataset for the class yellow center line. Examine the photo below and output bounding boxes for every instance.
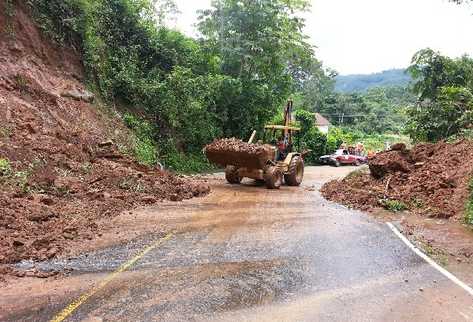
[50,232,174,322]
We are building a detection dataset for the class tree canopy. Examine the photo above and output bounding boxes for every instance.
[406,49,473,142]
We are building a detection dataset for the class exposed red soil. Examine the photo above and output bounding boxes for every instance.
[0,4,209,270]
[321,140,473,220]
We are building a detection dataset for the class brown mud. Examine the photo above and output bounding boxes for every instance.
[0,4,209,273]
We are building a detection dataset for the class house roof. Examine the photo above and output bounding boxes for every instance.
[315,113,331,126]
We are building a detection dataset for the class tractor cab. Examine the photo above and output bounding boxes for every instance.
[263,125,301,161]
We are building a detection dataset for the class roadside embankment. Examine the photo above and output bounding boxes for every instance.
[0,3,209,272]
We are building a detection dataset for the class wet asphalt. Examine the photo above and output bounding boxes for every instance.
[2,166,473,322]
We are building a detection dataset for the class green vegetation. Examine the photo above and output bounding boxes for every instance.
[316,86,414,136]
[421,242,449,267]
[466,177,473,226]
[122,113,157,166]
[27,0,329,172]
[21,0,472,174]
[380,199,408,212]
[0,158,32,194]
[0,158,12,176]
[410,198,424,209]
[406,49,473,142]
[335,69,411,93]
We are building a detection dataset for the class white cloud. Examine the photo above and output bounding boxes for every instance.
[174,0,473,74]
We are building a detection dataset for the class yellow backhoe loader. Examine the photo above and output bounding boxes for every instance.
[205,100,305,189]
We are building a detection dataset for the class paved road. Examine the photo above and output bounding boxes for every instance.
[2,167,473,321]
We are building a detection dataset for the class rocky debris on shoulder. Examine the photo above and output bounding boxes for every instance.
[322,140,473,220]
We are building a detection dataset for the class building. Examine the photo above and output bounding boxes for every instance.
[315,113,331,134]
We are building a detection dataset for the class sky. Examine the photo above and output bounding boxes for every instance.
[172,0,473,75]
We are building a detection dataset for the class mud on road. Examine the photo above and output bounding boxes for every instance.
[2,166,473,322]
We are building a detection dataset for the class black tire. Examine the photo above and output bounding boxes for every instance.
[225,166,241,184]
[333,160,340,167]
[264,166,282,189]
[354,159,361,166]
[284,156,304,186]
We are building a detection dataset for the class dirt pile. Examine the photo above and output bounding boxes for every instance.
[0,4,209,266]
[321,140,473,219]
[205,138,275,169]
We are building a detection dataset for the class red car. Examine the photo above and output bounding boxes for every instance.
[319,149,367,167]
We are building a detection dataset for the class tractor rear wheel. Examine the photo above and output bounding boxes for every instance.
[284,155,304,186]
[264,166,283,189]
[225,166,241,184]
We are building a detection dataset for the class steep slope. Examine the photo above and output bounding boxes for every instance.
[0,4,209,268]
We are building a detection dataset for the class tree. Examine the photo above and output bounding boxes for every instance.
[152,0,179,26]
[405,87,473,142]
[298,65,337,112]
[198,0,318,138]
[406,49,473,141]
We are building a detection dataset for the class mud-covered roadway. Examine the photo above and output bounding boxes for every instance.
[2,167,473,322]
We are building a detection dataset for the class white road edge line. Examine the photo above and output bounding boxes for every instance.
[386,222,473,297]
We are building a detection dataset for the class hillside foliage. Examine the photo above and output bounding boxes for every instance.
[21,0,473,172]
[26,0,335,171]
[406,49,473,142]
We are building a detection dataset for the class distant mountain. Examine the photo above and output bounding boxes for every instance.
[335,69,411,93]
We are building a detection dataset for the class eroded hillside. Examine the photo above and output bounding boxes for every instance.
[0,4,209,270]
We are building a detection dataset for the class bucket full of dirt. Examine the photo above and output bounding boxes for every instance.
[205,138,275,169]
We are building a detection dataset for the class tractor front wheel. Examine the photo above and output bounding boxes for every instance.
[225,166,241,184]
[264,166,283,189]
[284,155,304,186]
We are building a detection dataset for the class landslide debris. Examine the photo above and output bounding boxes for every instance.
[321,140,473,219]
[205,138,275,169]
[0,4,209,267]
[205,138,270,154]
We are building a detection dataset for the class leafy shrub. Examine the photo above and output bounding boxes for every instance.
[406,87,473,142]
[26,0,86,47]
[406,49,473,142]
[301,127,327,164]
[122,113,157,166]
[326,127,410,153]
[0,158,12,176]
[25,0,329,173]
[163,151,214,174]
[410,198,424,209]
[326,127,345,153]
[380,199,407,212]
[294,110,315,133]
[156,139,211,173]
